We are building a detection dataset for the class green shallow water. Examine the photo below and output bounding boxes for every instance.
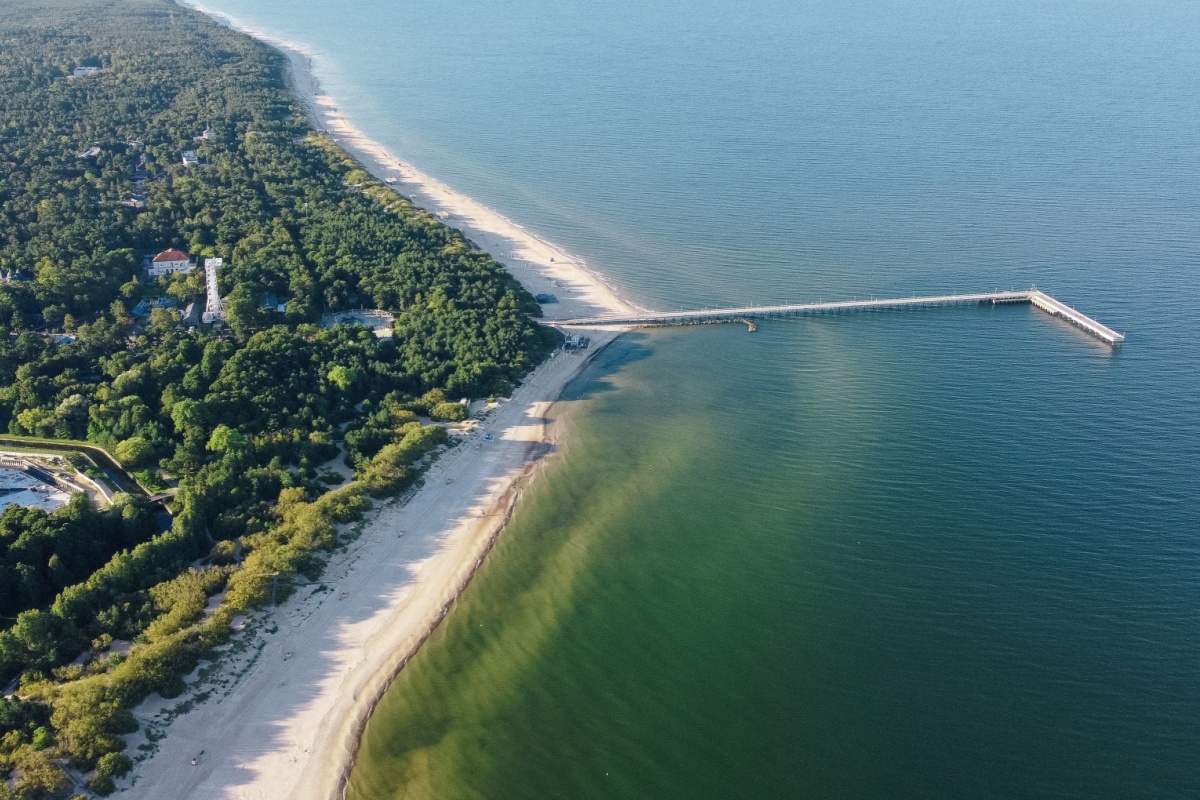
[347,313,1200,800]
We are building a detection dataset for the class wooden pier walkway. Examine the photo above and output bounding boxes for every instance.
[554,288,1124,345]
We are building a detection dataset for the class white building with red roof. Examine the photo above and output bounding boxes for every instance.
[147,248,195,277]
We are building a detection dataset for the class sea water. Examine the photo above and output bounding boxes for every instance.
[195,0,1200,796]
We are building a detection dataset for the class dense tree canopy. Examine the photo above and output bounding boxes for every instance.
[0,495,155,619]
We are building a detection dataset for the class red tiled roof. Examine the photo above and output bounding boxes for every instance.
[153,248,189,262]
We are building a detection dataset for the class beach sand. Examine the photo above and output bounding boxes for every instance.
[123,6,631,799]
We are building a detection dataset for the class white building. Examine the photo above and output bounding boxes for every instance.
[147,248,195,276]
[181,150,199,167]
[72,66,100,78]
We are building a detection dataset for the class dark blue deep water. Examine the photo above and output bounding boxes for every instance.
[199,0,1200,796]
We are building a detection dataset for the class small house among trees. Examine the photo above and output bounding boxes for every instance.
[147,248,194,276]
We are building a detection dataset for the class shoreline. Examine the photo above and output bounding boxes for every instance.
[122,5,631,799]
[123,339,616,800]
[185,1,637,323]
[326,333,620,800]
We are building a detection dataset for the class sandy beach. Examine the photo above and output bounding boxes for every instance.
[122,6,631,799]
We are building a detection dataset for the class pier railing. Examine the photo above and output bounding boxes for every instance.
[1026,290,1124,345]
[553,288,1124,345]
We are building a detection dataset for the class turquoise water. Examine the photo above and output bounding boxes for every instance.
[196,0,1200,796]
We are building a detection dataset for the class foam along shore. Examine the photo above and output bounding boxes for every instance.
[122,6,631,800]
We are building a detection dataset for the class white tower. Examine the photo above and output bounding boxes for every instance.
[201,258,225,323]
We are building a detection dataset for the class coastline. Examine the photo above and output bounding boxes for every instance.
[184,2,635,323]
[123,5,631,799]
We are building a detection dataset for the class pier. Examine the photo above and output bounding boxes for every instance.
[555,288,1124,345]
